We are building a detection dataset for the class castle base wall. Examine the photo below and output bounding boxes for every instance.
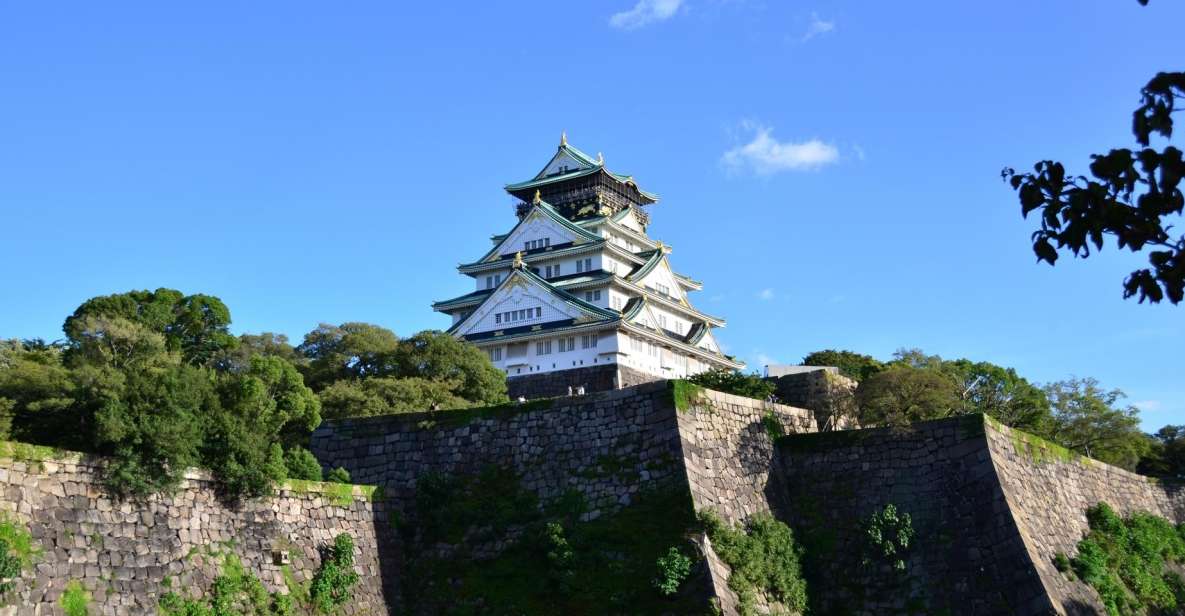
[504,363,657,399]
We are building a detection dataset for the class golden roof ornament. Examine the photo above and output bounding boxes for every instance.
[560,131,567,147]
[533,189,542,205]
[657,240,668,253]
[513,251,524,269]
[596,151,604,165]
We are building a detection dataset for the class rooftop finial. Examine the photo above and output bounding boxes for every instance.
[513,251,524,269]
[560,131,567,147]
[596,151,604,165]
[533,189,542,204]
[657,240,668,253]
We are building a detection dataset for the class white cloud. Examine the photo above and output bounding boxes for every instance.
[723,123,840,174]
[609,0,683,30]
[757,288,775,300]
[801,12,835,42]
[1133,400,1163,411]
[755,352,779,368]
[853,144,866,161]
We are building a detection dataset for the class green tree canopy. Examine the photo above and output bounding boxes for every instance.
[1137,425,1185,479]
[854,365,961,427]
[800,349,884,381]
[318,376,472,420]
[1043,378,1148,470]
[687,368,775,401]
[297,322,400,390]
[390,331,508,406]
[63,289,237,365]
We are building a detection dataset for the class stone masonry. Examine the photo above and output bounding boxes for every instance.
[0,450,392,615]
[311,380,820,615]
[504,363,657,400]
[986,420,1185,614]
[777,415,1185,616]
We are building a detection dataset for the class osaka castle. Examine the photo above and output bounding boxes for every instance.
[432,134,743,398]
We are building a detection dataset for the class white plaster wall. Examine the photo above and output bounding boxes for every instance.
[482,330,619,377]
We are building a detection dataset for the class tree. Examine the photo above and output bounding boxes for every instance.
[942,359,1051,432]
[800,349,884,381]
[1136,425,1185,478]
[212,332,305,374]
[1042,378,1148,470]
[390,331,507,406]
[297,322,400,390]
[92,361,212,496]
[204,355,322,496]
[0,340,79,446]
[855,365,961,427]
[318,377,471,420]
[1002,2,1184,304]
[62,289,237,365]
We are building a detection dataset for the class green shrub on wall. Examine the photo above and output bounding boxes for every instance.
[1066,502,1185,616]
[654,546,693,596]
[310,534,360,613]
[60,580,91,616]
[0,516,39,597]
[700,510,808,616]
[862,504,915,572]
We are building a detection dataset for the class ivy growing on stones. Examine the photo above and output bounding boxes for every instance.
[862,503,915,572]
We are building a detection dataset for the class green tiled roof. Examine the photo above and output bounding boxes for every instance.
[627,250,664,281]
[469,198,604,266]
[445,266,619,335]
[431,288,494,310]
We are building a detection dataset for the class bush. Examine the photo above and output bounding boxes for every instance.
[688,369,775,401]
[325,467,351,484]
[60,580,91,616]
[654,546,693,596]
[863,504,915,572]
[283,446,323,481]
[310,534,359,613]
[1068,502,1185,616]
[0,539,20,595]
[700,510,807,615]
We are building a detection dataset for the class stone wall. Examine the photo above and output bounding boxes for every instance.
[985,420,1185,614]
[776,416,1051,615]
[504,363,656,400]
[311,381,686,518]
[0,447,393,615]
[767,368,857,431]
[311,380,818,616]
[673,385,817,615]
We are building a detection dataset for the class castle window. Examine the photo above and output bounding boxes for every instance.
[487,347,502,362]
[654,283,670,296]
[495,314,501,324]
[581,334,598,349]
[584,290,601,302]
[559,337,575,352]
[536,340,552,355]
[535,307,542,318]
[576,258,593,273]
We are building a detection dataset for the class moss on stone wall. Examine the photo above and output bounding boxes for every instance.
[671,380,705,412]
[1005,426,1090,466]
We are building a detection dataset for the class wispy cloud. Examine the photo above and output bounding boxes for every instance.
[800,12,835,42]
[852,144,866,161]
[755,352,779,368]
[1133,400,1163,412]
[723,122,840,174]
[757,288,775,300]
[609,0,684,30]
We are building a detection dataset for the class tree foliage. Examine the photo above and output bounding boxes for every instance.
[687,368,775,400]
[855,365,961,427]
[63,288,237,365]
[1003,2,1185,304]
[1043,378,1148,470]
[800,349,884,381]
[1138,425,1185,479]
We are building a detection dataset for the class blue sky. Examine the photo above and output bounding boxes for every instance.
[1,1,1181,430]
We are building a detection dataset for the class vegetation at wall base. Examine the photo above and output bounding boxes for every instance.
[400,466,709,615]
[699,510,808,616]
[0,515,39,597]
[1067,502,1185,616]
[159,534,358,616]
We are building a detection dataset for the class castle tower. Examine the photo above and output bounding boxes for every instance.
[432,135,743,398]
